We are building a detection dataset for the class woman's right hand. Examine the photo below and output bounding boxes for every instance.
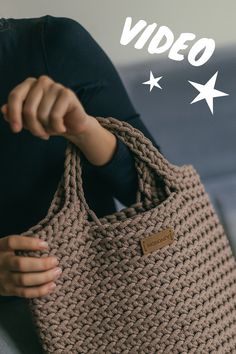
[0,235,62,298]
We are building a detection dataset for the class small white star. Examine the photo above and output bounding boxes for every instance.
[142,71,163,92]
[188,71,229,115]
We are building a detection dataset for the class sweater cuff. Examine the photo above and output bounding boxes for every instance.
[79,133,139,206]
[80,133,131,172]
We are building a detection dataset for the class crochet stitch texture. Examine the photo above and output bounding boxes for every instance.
[16,117,236,354]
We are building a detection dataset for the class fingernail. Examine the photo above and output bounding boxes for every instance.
[41,136,49,140]
[1,104,6,112]
[53,267,62,276]
[48,283,56,291]
[12,123,20,132]
[51,257,59,266]
[39,240,48,248]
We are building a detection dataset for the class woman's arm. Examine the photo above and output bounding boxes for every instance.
[63,114,117,166]
[42,15,161,206]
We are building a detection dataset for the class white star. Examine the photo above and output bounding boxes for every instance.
[188,71,229,115]
[142,71,163,92]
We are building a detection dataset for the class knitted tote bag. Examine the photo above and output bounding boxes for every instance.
[16,116,236,354]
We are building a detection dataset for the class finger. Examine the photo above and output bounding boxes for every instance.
[7,255,58,272]
[10,266,62,287]
[1,104,9,121]
[48,88,74,133]
[54,90,88,135]
[37,85,67,134]
[6,77,37,133]
[22,81,50,139]
[9,281,57,298]
[1,103,7,114]
[0,235,49,252]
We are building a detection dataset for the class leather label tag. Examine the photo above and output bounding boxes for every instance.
[140,228,174,255]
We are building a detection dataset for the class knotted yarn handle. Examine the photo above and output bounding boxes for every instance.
[66,116,185,226]
[133,157,169,204]
[95,117,182,195]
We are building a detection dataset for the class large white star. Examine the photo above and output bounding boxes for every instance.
[142,71,163,92]
[188,71,229,115]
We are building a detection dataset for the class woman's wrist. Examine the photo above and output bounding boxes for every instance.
[63,115,117,166]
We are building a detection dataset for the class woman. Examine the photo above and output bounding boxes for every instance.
[0,15,160,353]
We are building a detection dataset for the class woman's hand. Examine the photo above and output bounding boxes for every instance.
[0,234,61,298]
[0,75,91,140]
[0,75,117,166]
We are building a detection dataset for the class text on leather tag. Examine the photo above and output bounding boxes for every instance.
[140,228,174,255]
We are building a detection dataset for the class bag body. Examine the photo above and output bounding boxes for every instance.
[16,117,236,354]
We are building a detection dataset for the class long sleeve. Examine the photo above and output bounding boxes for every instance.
[42,15,161,207]
[0,14,161,305]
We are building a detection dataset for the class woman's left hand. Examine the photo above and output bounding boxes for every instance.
[1,75,91,140]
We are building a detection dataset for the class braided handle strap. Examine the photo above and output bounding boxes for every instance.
[68,116,185,226]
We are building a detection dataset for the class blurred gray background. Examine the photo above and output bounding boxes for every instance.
[1,0,236,65]
[2,0,236,257]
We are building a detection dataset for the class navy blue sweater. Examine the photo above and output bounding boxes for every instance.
[0,15,160,302]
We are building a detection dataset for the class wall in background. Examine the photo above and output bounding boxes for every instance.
[1,0,236,66]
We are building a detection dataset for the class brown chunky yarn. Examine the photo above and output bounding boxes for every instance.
[16,117,236,354]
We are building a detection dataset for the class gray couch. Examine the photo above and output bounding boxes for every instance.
[116,45,236,258]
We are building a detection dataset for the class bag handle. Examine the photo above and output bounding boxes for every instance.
[64,116,184,226]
